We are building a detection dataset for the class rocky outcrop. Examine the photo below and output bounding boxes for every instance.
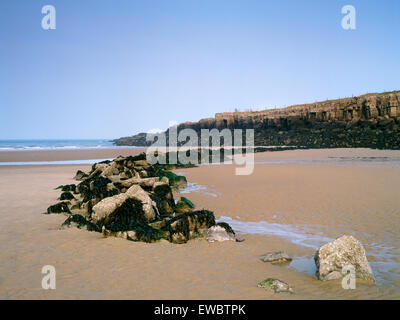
[114,91,400,149]
[45,153,235,244]
[314,235,375,283]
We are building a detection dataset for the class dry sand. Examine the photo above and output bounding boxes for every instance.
[0,148,399,299]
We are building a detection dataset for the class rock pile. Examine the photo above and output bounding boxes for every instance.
[45,153,235,244]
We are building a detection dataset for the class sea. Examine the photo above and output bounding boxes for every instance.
[0,139,118,151]
[0,139,140,165]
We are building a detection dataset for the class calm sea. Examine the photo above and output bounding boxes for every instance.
[0,139,118,151]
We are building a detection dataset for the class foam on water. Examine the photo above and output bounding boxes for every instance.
[218,216,333,249]
[0,139,142,151]
[180,182,220,197]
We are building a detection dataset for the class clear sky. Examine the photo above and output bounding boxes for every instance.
[1,0,399,139]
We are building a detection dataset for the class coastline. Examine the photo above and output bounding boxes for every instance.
[0,148,399,299]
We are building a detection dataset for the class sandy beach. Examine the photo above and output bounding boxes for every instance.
[0,148,146,163]
[0,148,399,299]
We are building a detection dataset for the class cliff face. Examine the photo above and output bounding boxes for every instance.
[114,91,400,149]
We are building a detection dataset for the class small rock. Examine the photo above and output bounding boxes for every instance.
[175,197,195,215]
[74,170,88,181]
[258,278,294,293]
[61,214,100,232]
[101,222,164,243]
[46,202,71,214]
[206,225,235,242]
[59,191,75,201]
[260,251,292,264]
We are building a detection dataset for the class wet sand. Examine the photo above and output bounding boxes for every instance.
[0,149,399,299]
[0,148,146,163]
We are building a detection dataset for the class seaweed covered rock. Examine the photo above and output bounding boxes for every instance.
[47,154,237,245]
[102,222,166,243]
[59,191,75,201]
[46,202,71,214]
[77,176,119,204]
[91,185,157,229]
[258,278,294,294]
[74,170,88,181]
[162,210,216,244]
[61,214,100,232]
[174,197,194,215]
[151,182,175,217]
[55,184,76,193]
[156,170,187,189]
[126,184,158,221]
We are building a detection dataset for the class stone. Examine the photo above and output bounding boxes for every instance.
[314,235,375,283]
[157,171,188,189]
[102,222,165,243]
[61,214,100,232]
[46,202,71,214]
[77,176,117,202]
[70,200,82,210]
[91,184,157,228]
[101,164,120,177]
[138,177,159,188]
[174,197,194,215]
[258,278,294,293]
[171,175,187,189]
[162,210,216,244]
[151,182,175,217]
[91,193,129,224]
[260,251,292,264]
[74,170,88,181]
[149,218,170,230]
[125,185,158,222]
[134,159,151,170]
[206,225,235,242]
[59,191,75,201]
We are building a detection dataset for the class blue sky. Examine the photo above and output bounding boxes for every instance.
[1,0,399,139]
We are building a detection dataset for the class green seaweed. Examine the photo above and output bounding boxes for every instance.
[46,202,71,214]
[180,197,194,209]
[216,222,235,235]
